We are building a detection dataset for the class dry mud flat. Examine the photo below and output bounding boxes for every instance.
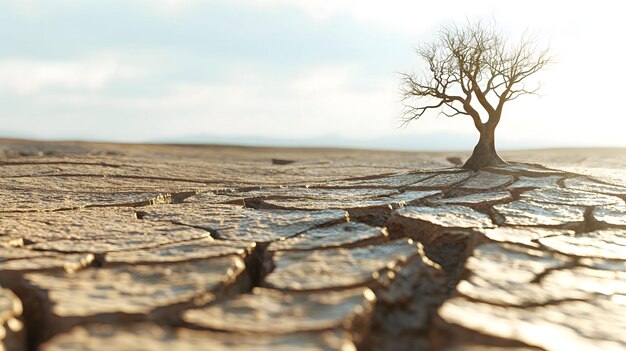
[0,140,625,351]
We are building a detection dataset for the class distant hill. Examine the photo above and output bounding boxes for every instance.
[150,133,482,152]
[2,131,616,152]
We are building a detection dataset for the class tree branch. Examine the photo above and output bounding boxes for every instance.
[399,20,550,135]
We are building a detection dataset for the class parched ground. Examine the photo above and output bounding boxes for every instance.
[0,139,625,351]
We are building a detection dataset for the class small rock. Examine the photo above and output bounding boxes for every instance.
[272,159,296,165]
[446,157,463,166]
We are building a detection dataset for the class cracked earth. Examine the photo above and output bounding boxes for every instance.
[0,140,625,351]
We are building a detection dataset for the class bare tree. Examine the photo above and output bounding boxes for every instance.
[400,21,551,170]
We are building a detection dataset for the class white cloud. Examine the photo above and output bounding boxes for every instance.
[133,0,203,15]
[0,53,149,95]
[7,0,203,17]
[2,0,625,148]
[255,0,499,34]
[5,55,625,148]
[20,62,475,141]
[255,0,625,41]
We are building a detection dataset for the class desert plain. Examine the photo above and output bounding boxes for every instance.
[0,139,625,351]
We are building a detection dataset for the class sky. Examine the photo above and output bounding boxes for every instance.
[0,0,625,150]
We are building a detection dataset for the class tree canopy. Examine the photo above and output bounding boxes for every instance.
[400,21,551,169]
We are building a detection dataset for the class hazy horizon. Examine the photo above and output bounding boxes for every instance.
[1,1,625,150]
[3,132,626,153]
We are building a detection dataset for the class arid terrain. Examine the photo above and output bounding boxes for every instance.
[0,139,625,351]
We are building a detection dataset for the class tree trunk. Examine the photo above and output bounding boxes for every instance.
[462,128,506,171]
